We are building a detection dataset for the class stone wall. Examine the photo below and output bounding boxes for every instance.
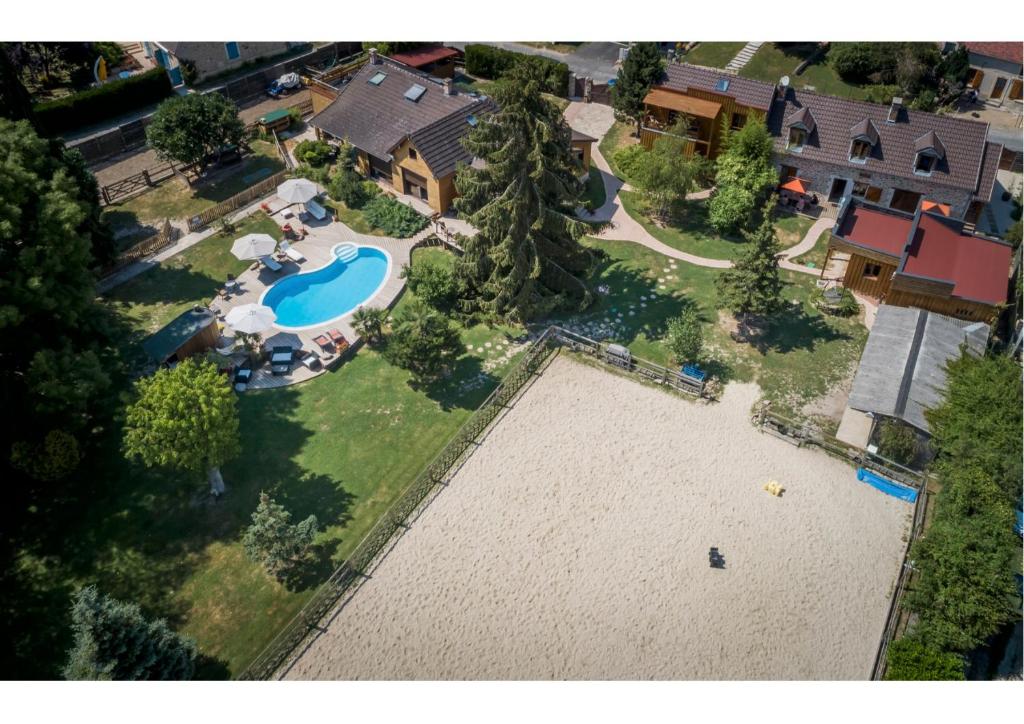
[776,154,975,218]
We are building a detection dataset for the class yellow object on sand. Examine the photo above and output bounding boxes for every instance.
[763,480,784,497]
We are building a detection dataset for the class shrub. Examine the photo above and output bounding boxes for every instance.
[665,308,703,364]
[292,163,329,185]
[884,636,965,680]
[910,89,938,112]
[401,260,463,311]
[33,67,173,136]
[327,166,371,209]
[877,419,919,466]
[707,184,755,234]
[464,44,569,96]
[293,139,333,167]
[384,301,463,381]
[10,429,81,481]
[93,42,124,68]
[613,145,649,182]
[862,84,904,105]
[809,286,859,316]
[830,43,881,83]
[362,195,428,237]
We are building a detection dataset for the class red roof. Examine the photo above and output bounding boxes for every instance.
[389,45,460,69]
[902,213,1012,305]
[960,42,1023,66]
[837,204,914,257]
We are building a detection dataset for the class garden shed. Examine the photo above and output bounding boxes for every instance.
[142,305,221,365]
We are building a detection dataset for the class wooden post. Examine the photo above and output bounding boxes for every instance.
[101,186,111,205]
[143,169,152,187]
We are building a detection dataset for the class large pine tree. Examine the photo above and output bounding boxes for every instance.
[454,62,594,322]
[611,42,665,135]
[715,197,784,316]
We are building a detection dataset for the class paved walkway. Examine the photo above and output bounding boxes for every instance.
[725,42,764,73]
[563,100,826,276]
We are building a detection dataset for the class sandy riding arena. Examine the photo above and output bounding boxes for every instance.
[284,355,911,680]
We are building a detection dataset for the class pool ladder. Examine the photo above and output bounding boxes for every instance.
[335,242,359,262]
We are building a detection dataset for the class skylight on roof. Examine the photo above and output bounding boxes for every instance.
[715,78,730,92]
[404,84,427,102]
[368,72,387,86]
[467,114,478,127]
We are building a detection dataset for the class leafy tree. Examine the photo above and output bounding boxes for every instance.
[146,92,244,174]
[293,139,333,167]
[384,300,462,381]
[665,308,703,364]
[328,165,373,209]
[455,60,594,322]
[707,119,778,234]
[884,635,965,680]
[925,353,1023,501]
[630,119,706,219]
[715,197,784,316]
[19,42,74,88]
[905,465,1019,652]
[351,306,389,345]
[9,429,81,481]
[401,260,464,311]
[612,42,664,135]
[1004,218,1021,250]
[63,586,196,680]
[242,493,319,579]
[1,118,116,480]
[123,358,240,496]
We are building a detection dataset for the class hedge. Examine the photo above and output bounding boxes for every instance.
[34,68,173,136]
[464,44,569,97]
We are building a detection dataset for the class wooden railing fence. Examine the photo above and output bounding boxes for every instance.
[99,219,178,278]
[186,170,289,232]
[99,162,178,205]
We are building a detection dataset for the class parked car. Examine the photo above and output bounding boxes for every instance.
[267,72,302,97]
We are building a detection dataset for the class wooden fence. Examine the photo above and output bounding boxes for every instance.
[99,162,178,205]
[186,170,289,232]
[99,219,178,278]
[236,327,706,679]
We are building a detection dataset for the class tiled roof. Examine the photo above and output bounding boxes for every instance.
[974,141,1002,203]
[836,203,914,258]
[769,88,991,194]
[310,58,491,176]
[389,45,460,68]
[657,64,776,111]
[960,41,1023,66]
[850,118,879,144]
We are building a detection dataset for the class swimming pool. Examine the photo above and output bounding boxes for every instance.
[260,245,391,330]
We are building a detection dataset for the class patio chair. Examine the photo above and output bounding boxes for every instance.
[279,240,306,263]
[260,255,283,272]
[270,345,293,375]
[233,364,252,392]
[299,350,322,371]
[313,334,333,353]
[305,198,328,221]
[327,328,349,353]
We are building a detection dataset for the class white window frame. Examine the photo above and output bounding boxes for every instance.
[849,138,872,164]
[787,126,807,152]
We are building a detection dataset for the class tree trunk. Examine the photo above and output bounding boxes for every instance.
[207,466,226,496]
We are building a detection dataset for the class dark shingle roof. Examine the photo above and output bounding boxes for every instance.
[310,58,491,176]
[143,306,217,362]
[914,130,946,158]
[769,89,991,194]
[974,141,1002,202]
[787,106,816,133]
[657,64,776,111]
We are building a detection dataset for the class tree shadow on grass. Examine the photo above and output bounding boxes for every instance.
[727,303,852,357]
[412,352,499,412]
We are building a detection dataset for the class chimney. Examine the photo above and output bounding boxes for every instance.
[443,77,454,96]
[778,75,790,94]
[369,47,379,65]
[887,97,903,123]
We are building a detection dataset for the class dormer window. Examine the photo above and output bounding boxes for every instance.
[913,130,945,177]
[850,139,872,162]
[915,152,937,175]
[788,127,807,151]
[847,119,878,164]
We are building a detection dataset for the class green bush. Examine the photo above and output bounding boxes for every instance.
[362,195,428,237]
[884,636,965,680]
[665,308,703,364]
[384,301,463,381]
[464,44,569,96]
[34,67,173,136]
[327,167,371,209]
[862,84,904,105]
[612,145,649,183]
[293,139,333,167]
[400,261,464,311]
[830,43,881,82]
[877,419,919,466]
[93,42,125,68]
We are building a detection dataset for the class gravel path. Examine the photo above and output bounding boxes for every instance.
[283,355,910,680]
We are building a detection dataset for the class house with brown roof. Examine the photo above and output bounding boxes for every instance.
[388,45,460,79]
[769,88,1002,222]
[310,49,496,215]
[960,41,1023,108]
[822,197,1012,322]
[640,64,776,158]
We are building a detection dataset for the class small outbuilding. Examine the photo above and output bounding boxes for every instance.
[835,305,990,449]
[143,306,221,366]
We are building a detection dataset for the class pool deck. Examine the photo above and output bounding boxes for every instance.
[212,209,433,390]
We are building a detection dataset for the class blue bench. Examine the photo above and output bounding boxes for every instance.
[681,363,706,383]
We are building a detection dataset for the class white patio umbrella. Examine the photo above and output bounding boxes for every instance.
[225,304,277,334]
[231,233,278,260]
[276,178,318,205]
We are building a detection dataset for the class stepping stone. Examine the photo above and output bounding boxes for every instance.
[484,342,492,348]
[476,347,484,353]
[663,267,670,272]
[659,284,666,289]
[628,311,635,316]
[658,278,665,283]
[466,344,474,350]
[640,302,647,307]
[640,295,647,301]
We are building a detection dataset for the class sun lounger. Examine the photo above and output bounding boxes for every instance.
[270,346,293,375]
[260,255,283,272]
[327,328,349,353]
[313,334,333,352]
[305,198,327,221]
[279,240,305,263]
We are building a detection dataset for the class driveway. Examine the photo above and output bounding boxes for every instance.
[449,42,623,83]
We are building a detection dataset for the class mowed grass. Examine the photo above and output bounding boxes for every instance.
[7,238,529,679]
[619,191,814,260]
[682,42,747,69]
[101,141,285,237]
[581,167,607,211]
[549,237,867,418]
[791,228,832,271]
[740,43,866,100]
[321,199,387,237]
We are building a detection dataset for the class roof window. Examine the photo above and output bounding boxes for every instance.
[404,84,427,102]
[714,78,730,92]
[368,72,387,86]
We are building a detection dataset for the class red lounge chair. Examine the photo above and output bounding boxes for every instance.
[313,334,332,352]
[327,328,348,346]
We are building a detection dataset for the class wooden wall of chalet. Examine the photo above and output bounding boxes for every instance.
[842,253,899,299]
[173,322,220,362]
[642,88,766,159]
[640,127,697,156]
[887,287,998,322]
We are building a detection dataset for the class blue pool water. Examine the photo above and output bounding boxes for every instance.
[262,246,389,328]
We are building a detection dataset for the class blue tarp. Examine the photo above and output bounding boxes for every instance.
[856,468,918,503]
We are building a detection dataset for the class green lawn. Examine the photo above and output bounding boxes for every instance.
[740,43,866,99]
[453,73,569,112]
[682,42,747,69]
[9,239,528,679]
[550,237,867,419]
[790,228,832,271]
[581,167,607,211]
[101,141,285,238]
[619,191,814,260]
[321,199,387,237]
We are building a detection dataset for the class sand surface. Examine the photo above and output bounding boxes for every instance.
[285,355,910,680]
